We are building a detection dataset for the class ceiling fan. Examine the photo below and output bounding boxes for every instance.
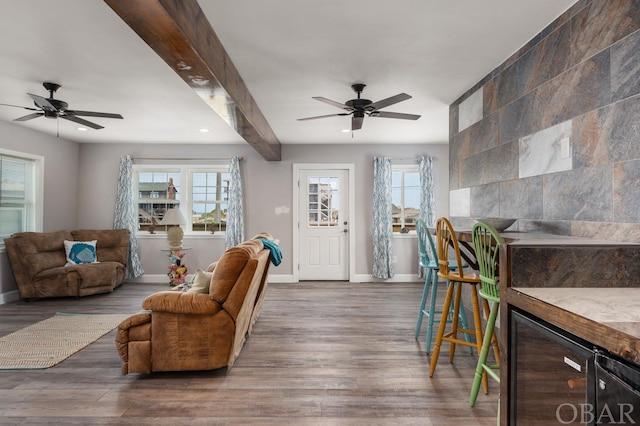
[298,83,421,131]
[0,82,123,130]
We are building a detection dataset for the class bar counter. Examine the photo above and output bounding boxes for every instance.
[498,235,640,424]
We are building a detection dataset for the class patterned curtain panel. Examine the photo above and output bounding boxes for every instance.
[419,155,436,227]
[372,156,394,279]
[113,155,144,279]
[225,156,245,249]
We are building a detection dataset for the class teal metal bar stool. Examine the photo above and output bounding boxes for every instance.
[469,221,503,424]
[414,218,470,353]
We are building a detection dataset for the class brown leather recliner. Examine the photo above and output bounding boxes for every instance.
[115,238,272,374]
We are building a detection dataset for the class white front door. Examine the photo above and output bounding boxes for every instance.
[296,167,350,281]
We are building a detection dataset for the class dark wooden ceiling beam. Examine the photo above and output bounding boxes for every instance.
[104,0,281,161]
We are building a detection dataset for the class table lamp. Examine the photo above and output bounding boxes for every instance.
[160,208,186,250]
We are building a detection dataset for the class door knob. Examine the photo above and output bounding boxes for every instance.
[343,229,348,233]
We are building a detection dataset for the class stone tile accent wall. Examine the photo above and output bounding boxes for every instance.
[449,0,640,242]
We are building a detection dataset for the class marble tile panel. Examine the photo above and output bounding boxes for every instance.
[449,158,460,191]
[490,26,571,113]
[460,140,518,188]
[458,87,483,132]
[570,0,640,66]
[571,108,612,168]
[449,104,459,139]
[611,27,640,102]
[499,176,543,220]
[449,187,470,217]
[525,25,573,93]
[571,220,640,243]
[543,165,613,221]
[573,94,640,168]
[519,120,572,179]
[499,92,536,145]
[518,219,571,235]
[465,111,499,157]
[470,183,500,218]
[613,159,640,223]
[532,49,611,131]
[509,245,640,288]
[450,126,469,163]
[483,78,498,116]
[494,60,522,112]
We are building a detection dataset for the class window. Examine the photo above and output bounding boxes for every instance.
[0,150,43,240]
[134,165,229,234]
[392,165,420,233]
[191,171,229,233]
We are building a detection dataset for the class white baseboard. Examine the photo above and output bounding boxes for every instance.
[352,273,422,283]
[0,290,20,304]
[129,273,296,284]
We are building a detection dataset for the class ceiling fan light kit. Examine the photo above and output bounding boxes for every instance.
[298,83,421,131]
[0,82,123,130]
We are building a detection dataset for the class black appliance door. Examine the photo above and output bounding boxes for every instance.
[594,352,640,425]
[510,309,596,425]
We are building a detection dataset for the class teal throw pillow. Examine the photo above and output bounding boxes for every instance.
[64,240,98,266]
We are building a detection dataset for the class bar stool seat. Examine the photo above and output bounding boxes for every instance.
[429,217,492,393]
[469,221,503,424]
[414,219,470,353]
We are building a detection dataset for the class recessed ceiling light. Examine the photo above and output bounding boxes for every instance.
[199,128,209,133]
[341,129,350,133]
[77,127,88,131]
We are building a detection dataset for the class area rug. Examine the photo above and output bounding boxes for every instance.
[0,312,130,369]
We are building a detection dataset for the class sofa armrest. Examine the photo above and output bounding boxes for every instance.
[115,311,152,375]
[142,291,222,315]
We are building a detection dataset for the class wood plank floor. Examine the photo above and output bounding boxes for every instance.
[0,281,498,425]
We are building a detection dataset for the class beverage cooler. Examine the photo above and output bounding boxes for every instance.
[510,309,640,425]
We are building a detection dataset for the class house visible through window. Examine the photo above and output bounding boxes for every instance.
[0,150,43,240]
[134,165,229,234]
[392,165,420,233]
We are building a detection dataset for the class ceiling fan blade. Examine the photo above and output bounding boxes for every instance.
[369,111,421,120]
[65,110,123,119]
[0,103,39,111]
[352,115,364,131]
[28,93,57,112]
[312,96,352,110]
[14,112,44,122]
[297,113,350,121]
[366,93,412,111]
[60,115,104,130]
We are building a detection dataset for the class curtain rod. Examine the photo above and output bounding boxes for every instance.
[132,157,241,161]
[389,156,438,161]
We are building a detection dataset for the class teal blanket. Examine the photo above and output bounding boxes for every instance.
[258,238,282,266]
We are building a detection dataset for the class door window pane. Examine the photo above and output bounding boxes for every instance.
[306,176,339,227]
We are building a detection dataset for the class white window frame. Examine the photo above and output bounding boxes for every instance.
[133,164,230,236]
[0,148,44,245]
[392,164,420,234]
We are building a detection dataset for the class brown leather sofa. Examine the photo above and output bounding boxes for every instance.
[4,229,130,300]
[115,236,274,374]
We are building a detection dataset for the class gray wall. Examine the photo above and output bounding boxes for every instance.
[77,142,450,281]
[0,120,79,297]
[449,0,640,243]
[0,120,449,297]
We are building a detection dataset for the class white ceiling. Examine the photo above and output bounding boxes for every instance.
[0,0,576,147]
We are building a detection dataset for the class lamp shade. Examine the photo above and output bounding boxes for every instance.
[160,208,186,225]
